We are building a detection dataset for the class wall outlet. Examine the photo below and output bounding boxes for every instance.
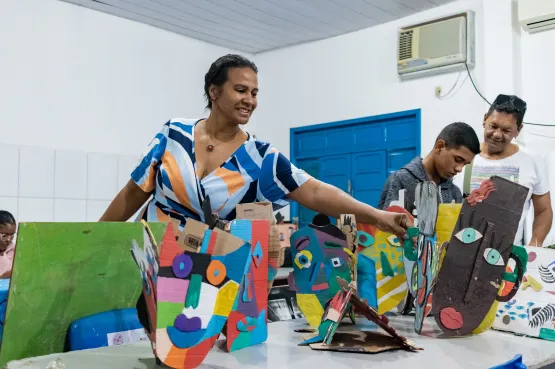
[435,86,442,97]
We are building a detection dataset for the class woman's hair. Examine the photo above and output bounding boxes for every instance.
[204,54,258,110]
[0,211,15,226]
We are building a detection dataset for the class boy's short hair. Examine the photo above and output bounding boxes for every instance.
[436,122,480,155]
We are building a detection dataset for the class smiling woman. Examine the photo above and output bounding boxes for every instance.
[99,54,412,239]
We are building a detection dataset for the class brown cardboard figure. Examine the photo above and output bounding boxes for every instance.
[432,176,529,336]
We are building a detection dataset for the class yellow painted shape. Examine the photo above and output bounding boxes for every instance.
[436,203,462,268]
[472,284,503,334]
[297,293,325,327]
[213,281,239,317]
[361,229,406,314]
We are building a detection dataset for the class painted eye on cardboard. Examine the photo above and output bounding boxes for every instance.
[387,235,401,247]
[484,248,505,266]
[455,228,483,244]
[330,257,343,268]
[294,250,312,269]
[207,259,226,285]
[172,254,193,279]
[357,231,374,247]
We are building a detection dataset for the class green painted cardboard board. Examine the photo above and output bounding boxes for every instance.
[0,222,168,366]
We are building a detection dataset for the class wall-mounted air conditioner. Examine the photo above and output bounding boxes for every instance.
[397,11,475,80]
[518,0,555,34]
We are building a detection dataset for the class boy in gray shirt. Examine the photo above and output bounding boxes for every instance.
[378,122,480,216]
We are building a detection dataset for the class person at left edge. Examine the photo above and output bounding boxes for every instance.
[99,54,412,239]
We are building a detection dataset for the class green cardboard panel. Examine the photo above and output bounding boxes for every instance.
[0,222,168,366]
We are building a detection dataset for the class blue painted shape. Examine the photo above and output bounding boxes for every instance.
[357,254,378,310]
[220,242,252,283]
[167,326,206,348]
[268,266,278,281]
[230,220,253,243]
[252,241,263,268]
[202,315,227,339]
[489,354,527,369]
[67,308,143,351]
[199,229,213,253]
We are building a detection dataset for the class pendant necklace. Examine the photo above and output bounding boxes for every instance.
[206,143,222,152]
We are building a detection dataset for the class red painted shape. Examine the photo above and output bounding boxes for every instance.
[159,222,182,267]
[440,307,464,330]
[207,231,217,255]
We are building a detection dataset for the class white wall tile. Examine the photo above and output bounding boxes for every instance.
[0,144,19,197]
[55,150,87,199]
[86,200,111,221]
[19,146,55,198]
[18,198,54,222]
[117,155,138,192]
[54,199,87,222]
[87,153,118,200]
[0,197,18,220]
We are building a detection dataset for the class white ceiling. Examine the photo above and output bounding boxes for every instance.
[60,0,456,54]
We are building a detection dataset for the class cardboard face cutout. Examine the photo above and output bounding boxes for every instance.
[301,277,422,354]
[411,182,443,334]
[133,222,252,368]
[226,219,270,352]
[358,206,414,314]
[432,176,529,336]
[288,222,352,326]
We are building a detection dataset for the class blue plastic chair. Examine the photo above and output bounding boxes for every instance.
[67,308,146,351]
[490,354,527,369]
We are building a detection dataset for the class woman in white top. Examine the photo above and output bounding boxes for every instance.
[459,94,552,247]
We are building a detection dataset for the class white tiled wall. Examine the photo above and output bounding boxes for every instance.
[0,143,139,223]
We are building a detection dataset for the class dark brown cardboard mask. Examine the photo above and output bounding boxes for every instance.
[432,176,528,336]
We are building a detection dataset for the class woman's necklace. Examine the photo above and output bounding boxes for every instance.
[206,142,221,152]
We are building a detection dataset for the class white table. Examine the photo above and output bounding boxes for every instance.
[6,315,555,369]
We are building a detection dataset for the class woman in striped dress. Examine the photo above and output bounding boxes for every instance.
[100,54,411,238]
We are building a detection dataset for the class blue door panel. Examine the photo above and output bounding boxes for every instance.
[353,124,385,149]
[295,131,326,158]
[386,119,418,149]
[352,151,386,207]
[387,148,416,176]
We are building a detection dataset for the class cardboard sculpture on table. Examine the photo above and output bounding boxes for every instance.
[226,219,270,352]
[492,246,555,341]
[301,277,422,354]
[0,222,167,366]
[288,219,354,327]
[236,203,281,290]
[432,176,529,336]
[408,182,443,334]
[356,207,415,315]
[132,221,252,369]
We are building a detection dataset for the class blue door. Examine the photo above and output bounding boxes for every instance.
[352,151,386,208]
[290,109,421,226]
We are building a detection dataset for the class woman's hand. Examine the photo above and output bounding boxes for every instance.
[375,210,413,241]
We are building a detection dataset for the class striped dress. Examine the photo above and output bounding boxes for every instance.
[131,118,311,228]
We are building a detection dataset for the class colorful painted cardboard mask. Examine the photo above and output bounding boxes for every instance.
[288,222,353,326]
[408,182,444,334]
[226,219,270,351]
[432,176,529,336]
[301,277,422,354]
[493,246,555,341]
[358,206,414,315]
[132,221,252,368]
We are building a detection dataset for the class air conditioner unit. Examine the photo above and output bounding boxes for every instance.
[518,0,555,34]
[397,11,475,80]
